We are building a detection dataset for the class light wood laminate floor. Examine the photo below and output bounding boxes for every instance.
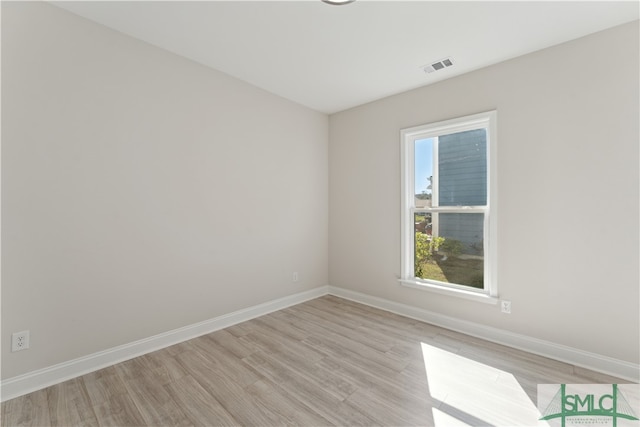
[1,295,631,426]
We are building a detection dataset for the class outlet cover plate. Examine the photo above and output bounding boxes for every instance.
[11,330,30,352]
[501,300,512,314]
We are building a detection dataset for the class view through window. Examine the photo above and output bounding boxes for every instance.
[401,111,496,297]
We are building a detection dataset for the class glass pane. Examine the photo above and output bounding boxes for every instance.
[415,212,484,289]
[414,138,434,207]
[414,212,433,236]
[438,129,487,206]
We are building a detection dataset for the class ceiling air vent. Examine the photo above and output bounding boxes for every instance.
[422,57,454,74]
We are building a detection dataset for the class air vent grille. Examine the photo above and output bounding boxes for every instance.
[422,57,454,74]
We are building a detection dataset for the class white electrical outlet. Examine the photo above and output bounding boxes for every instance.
[12,330,30,352]
[501,300,512,314]
[292,272,299,282]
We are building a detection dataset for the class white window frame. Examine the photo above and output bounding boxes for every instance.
[400,111,498,304]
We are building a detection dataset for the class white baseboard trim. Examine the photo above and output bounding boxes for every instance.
[327,286,640,383]
[0,286,329,402]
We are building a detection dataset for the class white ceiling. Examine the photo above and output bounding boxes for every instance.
[52,1,639,114]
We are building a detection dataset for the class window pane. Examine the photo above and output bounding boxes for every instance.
[414,212,433,236]
[438,129,487,206]
[414,138,434,205]
[415,212,484,289]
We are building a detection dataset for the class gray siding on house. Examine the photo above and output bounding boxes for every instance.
[438,129,487,206]
[437,129,486,253]
[439,213,484,255]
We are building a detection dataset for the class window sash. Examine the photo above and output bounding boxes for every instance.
[409,208,490,293]
[400,111,497,299]
[413,207,486,213]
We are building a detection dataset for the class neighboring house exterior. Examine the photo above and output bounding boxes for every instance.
[415,197,431,209]
[414,197,432,234]
[416,129,487,254]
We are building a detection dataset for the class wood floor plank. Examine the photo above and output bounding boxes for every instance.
[244,353,357,405]
[318,296,423,331]
[2,295,631,427]
[244,346,358,402]
[174,350,279,426]
[572,365,635,383]
[112,353,167,383]
[243,379,332,426]
[206,328,257,359]
[160,340,195,357]
[314,296,443,344]
[1,389,50,427]
[237,319,328,364]
[91,393,146,427]
[320,350,441,419]
[163,375,240,426]
[144,349,192,385]
[257,312,311,341]
[435,329,576,375]
[223,322,253,338]
[279,305,395,353]
[116,367,191,426]
[81,366,130,407]
[238,317,363,402]
[47,378,99,427]
[288,299,368,330]
[346,386,435,426]
[188,335,261,388]
[283,308,411,372]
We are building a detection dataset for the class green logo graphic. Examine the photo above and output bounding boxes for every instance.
[540,384,638,427]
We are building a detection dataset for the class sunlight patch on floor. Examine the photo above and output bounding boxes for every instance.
[421,342,550,427]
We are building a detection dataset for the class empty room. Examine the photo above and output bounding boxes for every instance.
[1,1,639,426]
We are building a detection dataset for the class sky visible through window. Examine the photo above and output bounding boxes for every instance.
[415,138,434,195]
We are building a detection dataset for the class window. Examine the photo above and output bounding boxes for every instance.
[400,111,497,303]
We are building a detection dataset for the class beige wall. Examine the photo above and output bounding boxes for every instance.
[1,2,328,379]
[329,21,639,364]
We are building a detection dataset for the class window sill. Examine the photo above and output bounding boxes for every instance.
[398,278,499,304]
